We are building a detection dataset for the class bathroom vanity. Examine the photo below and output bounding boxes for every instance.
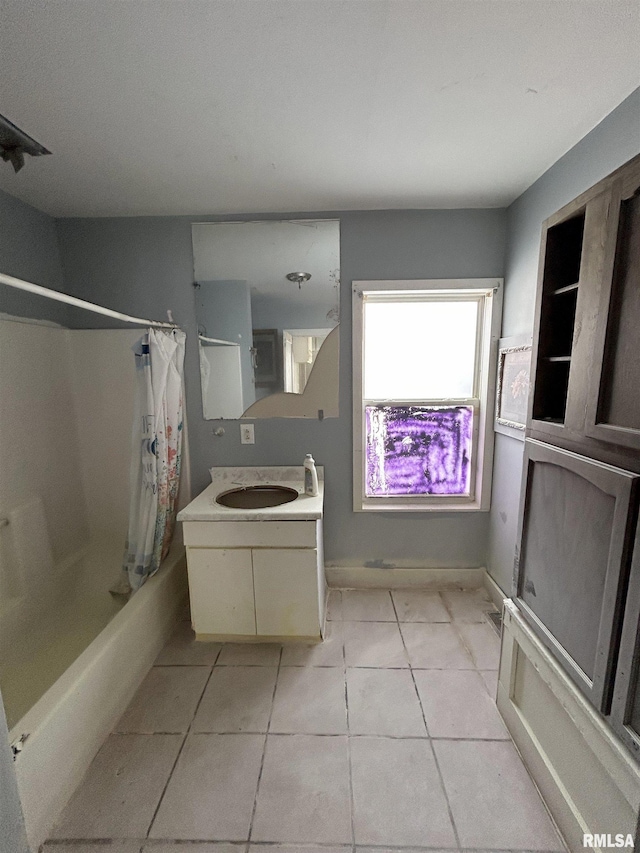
[177,466,325,641]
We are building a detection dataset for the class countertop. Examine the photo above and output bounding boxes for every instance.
[177,465,324,522]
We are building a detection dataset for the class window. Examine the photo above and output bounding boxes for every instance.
[352,279,502,511]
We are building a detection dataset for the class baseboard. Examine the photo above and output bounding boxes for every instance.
[325,565,484,589]
[483,570,507,610]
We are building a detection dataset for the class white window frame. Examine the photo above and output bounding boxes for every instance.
[352,279,503,512]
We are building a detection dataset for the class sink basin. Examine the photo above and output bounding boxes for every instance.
[215,484,299,509]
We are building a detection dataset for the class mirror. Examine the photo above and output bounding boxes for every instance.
[192,220,340,419]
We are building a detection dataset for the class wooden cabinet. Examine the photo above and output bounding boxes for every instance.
[528,153,640,469]
[515,152,640,745]
[183,519,326,641]
[514,440,639,711]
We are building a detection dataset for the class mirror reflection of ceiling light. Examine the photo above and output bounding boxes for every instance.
[0,113,51,173]
[286,272,311,290]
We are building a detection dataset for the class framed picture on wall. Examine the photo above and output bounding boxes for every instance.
[252,328,279,386]
[495,335,532,439]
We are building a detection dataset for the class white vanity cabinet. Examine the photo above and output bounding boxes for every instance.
[178,470,326,642]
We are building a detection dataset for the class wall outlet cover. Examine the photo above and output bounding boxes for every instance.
[240,423,255,444]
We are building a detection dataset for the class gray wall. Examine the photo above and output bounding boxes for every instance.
[0,187,67,324]
[487,87,640,593]
[56,209,506,567]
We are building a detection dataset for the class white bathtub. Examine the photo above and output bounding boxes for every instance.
[9,538,187,851]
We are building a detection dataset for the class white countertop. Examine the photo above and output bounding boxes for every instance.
[177,466,324,522]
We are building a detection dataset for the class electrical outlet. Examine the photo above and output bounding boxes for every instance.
[240,423,255,444]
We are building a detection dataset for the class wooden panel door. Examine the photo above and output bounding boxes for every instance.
[514,440,639,711]
[252,548,320,638]
[585,170,640,451]
[187,547,256,636]
[610,517,640,758]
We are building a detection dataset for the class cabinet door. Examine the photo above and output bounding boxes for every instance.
[187,548,256,636]
[585,173,640,451]
[610,518,640,758]
[252,549,320,638]
[514,440,639,711]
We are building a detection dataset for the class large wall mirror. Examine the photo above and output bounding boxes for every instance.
[192,220,340,420]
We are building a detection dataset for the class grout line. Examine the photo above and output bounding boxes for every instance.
[247,644,283,843]
[343,613,357,852]
[394,591,462,852]
[144,661,215,837]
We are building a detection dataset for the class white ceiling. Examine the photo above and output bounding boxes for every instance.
[0,0,638,218]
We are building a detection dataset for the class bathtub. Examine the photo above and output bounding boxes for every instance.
[8,537,187,851]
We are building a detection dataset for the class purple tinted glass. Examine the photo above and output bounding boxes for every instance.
[365,406,473,497]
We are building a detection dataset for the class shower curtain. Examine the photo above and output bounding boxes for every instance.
[115,328,186,594]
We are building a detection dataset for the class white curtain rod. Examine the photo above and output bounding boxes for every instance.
[0,272,179,330]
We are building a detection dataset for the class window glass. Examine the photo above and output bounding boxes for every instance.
[363,299,479,400]
[365,405,473,497]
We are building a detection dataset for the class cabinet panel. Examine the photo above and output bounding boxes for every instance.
[515,440,638,710]
[183,520,316,548]
[610,518,640,757]
[187,548,256,636]
[253,549,320,638]
[586,182,640,450]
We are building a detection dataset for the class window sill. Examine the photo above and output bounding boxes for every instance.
[355,499,489,513]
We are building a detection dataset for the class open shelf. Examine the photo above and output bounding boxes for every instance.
[553,282,580,296]
[543,212,585,291]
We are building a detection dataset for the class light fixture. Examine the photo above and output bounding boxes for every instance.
[0,113,51,173]
[286,271,311,290]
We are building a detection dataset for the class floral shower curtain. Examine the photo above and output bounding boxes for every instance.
[116,327,186,594]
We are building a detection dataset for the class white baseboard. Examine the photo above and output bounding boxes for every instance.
[325,565,484,589]
[483,570,507,610]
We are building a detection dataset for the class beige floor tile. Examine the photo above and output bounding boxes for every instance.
[435,739,565,850]
[346,668,426,736]
[270,667,347,734]
[114,666,210,733]
[413,669,509,739]
[149,733,264,840]
[344,621,408,668]
[440,587,495,622]
[217,643,282,666]
[155,621,221,666]
[280,620,344,667]
[351,736,456,847]
[325,589,343,620]
[251,735,351,844]
[400,622,474,669]
[456,620,501,669]
[50,734,182,839]
[480,668,500,697]
[342,589,396,621]
[391,590,450,622]
[192,666,277,732]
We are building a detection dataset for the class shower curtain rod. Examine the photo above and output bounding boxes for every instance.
[0,271,179,329]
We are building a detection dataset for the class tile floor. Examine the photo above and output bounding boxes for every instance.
[44,588,566,853]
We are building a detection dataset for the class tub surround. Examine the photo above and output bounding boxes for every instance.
[11,541,187,851]
[178,466,326,642]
